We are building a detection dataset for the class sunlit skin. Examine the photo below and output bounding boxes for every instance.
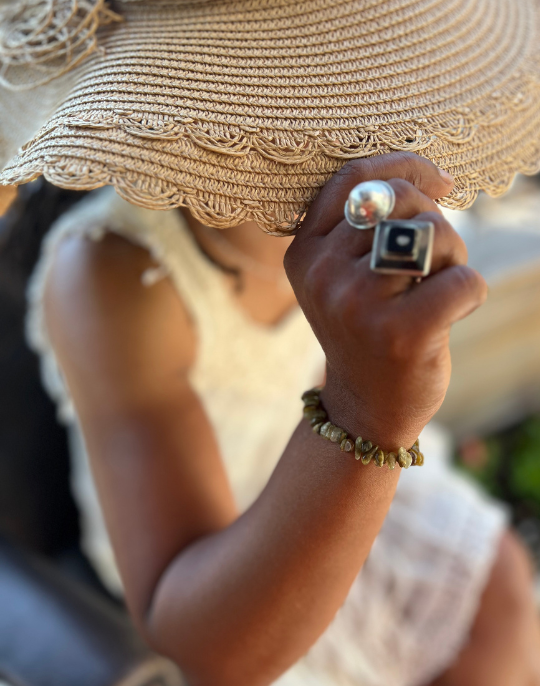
[185,211,298,327]
[43,152,540,686]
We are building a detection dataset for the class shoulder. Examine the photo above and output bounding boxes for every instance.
[47,229,163,293]
[44,231,196,390]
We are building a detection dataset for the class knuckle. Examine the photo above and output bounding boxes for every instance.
[453,265,487,302]
[395,151,427,187]
[334,152,432,189]
[451,230,468,264]
[336,157,371,184]
[393,152,444,197]
[417,211,468,262]
[283,242,297,278]
[334,282,365,322]
[372,311,413,360]
[388,177,411,201]
[390,181,441,218]
[418,210,446,226]
[283,240,304,287]
[336,153,404,184]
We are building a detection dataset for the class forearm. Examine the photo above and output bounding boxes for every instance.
[127,414,399,685]
[49,324,402,684]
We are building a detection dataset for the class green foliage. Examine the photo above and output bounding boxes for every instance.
[508,417,540,518]
[456,415,540,520]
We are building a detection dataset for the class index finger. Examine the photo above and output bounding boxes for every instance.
[301,152,454,237]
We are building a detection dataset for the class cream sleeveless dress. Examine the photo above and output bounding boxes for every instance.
[27,188,507,686]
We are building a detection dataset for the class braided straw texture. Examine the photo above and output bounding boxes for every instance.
[0,0,121,90]
[1,0,540,233]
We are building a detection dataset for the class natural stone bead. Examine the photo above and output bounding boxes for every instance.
[319,422,332,438]
[340,438,354,452]
[302,389,321,404]
[306,412,328,426]
[310,414,327,427]
[415,452,425,466]
[361,440,373,454]
[397,447,413,469]
[374,449,386,467]
[362,444,378,465]
[329,426,346,443]
[409,449,418,466]
[386,452,397,470]
[312,422,325,434]
[303,406,326,421]
[354,436,364,460]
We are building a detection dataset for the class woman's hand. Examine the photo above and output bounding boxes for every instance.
[285,152,487,450]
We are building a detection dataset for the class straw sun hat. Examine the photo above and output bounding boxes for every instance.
[1,0,540,234]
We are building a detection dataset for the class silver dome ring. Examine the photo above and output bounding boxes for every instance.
[344,180,396,230]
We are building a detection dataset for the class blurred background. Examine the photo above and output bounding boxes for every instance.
[442,178,540,578]
[1,176,540,685]
[0,183,184,686]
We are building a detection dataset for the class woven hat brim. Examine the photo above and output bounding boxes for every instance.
[1,0,540,234]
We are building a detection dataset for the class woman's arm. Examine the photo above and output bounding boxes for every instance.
[44,153,485,686]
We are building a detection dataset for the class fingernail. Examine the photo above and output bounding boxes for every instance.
[438,168,454,184]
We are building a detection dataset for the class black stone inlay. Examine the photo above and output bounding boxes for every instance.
[386,226,417,256]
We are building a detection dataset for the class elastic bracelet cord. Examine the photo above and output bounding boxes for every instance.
[302,388,424,470]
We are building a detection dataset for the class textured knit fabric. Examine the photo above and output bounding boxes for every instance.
[2,0,540,233]
[27,188,507,686]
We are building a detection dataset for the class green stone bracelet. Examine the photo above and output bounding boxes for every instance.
[302,388,423,469]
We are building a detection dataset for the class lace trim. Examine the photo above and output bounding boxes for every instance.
[2,46,540,232]
[0,0,122,91]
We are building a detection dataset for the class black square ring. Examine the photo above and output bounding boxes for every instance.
[370,220,434,277]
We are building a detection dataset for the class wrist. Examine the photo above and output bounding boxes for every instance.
[320,375,420,453]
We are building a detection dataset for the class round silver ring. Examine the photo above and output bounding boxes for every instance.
[344,180,396,230]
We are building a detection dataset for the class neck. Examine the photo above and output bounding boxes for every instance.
[181,211,293,272]
[179,209,298,326]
